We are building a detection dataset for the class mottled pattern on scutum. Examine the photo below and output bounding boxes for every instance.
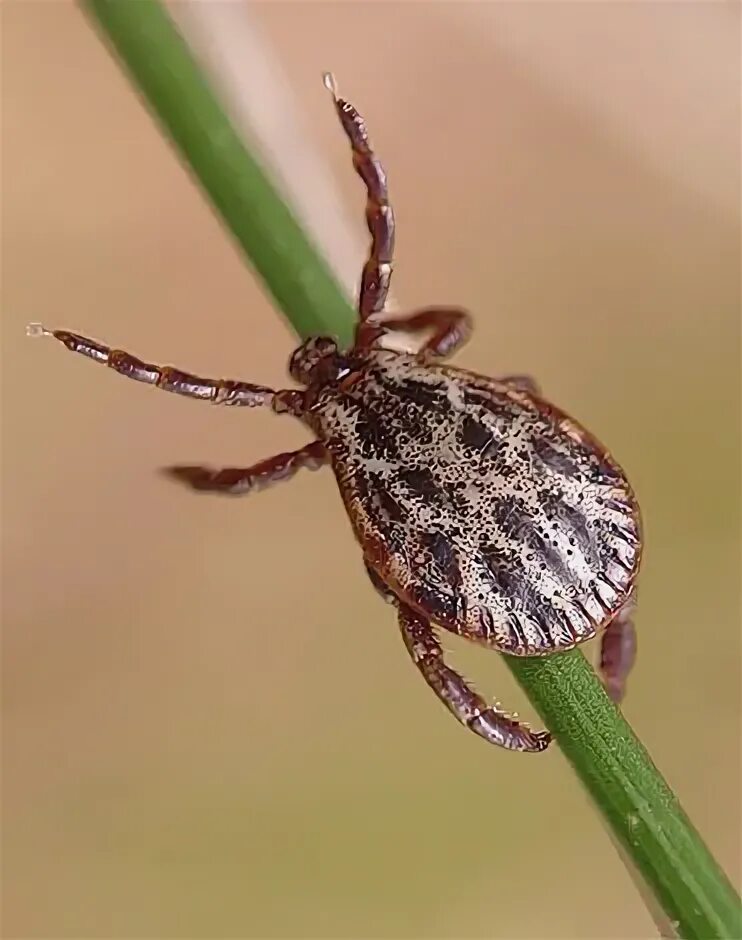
[307,349,641,655]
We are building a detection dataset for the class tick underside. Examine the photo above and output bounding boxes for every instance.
[31,73,641,753]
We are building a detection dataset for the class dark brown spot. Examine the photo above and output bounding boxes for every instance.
[460,415,500,456]
[398,466,437,498]
[490,500,533,543]
[397,378,448,410]
[378,372,447,412]
[462,388,512,421]
[604,497,632,514]
[424,531,455,573]
[594,459,623,485]
[611,523,639,546]
[504,611,527,651]
[355,407,403,461]
[532,531,572,584]
[607,551,634,576]
[479,606,496,639]
[480,549,522,597]
[550,498,595,558]
[532,436,581,478]
[376,486,404,522]
[591,584,613,615]
[573,597,596,626]
[351,467,371,502]
[414,580,457,623]
[553,608,579,644]
[527,610,553,648]
[598,571,622,594]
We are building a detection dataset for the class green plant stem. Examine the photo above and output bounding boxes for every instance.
[507,651,739,937]
[82,2,741,937]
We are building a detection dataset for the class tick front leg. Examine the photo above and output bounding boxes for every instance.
[377,307,473,359]
[163,441,327,496]
[27,324,303,414]
[599,602,637,703]
[398,603,551,752]
[323,74,395,346]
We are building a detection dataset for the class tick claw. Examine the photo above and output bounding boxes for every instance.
[322,71,338,98]
[26,322,53,338]
[161,465,210,489]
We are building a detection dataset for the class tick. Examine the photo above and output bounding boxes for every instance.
[29,74,641,753]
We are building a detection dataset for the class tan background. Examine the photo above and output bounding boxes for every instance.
[2,2,740,938]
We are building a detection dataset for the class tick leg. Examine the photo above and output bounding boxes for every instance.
[364,562,397,604]
[362,564,550,750]
[323,74,394,346]
[599,602,637,704]
[163,441,327,495]
[498,374,541,395]
[376,307,473,359]
[27,324,303,414]
[398,603,551,752]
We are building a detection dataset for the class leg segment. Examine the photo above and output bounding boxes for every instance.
[599,602,637,704]
[364,561,397,604]
[323,74,394,344]
[27,324,302,414]
[363,562,550,751]
[498,374,541,395]
[398,602,551,752]
[376,307,473,359]
[163,441,327,496]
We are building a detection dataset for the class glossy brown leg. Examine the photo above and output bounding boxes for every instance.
[377,307,473,359]
[163,442,327,495]
[323,74,394,346]
[398,603,551,752]
[599,602,637,703]
[27,324,303,414]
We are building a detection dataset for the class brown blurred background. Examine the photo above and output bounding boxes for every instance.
[2,3,740,938]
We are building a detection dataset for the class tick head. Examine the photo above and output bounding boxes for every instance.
[289,335,341,385]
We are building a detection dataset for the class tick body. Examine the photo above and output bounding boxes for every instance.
[31,75,641,753]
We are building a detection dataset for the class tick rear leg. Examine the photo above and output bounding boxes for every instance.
[398,602,551,752]
[599,602,637,703]
[362,564,549,750]
[164,441,327,496]
[378,307,473,359]
[27,324,303,414]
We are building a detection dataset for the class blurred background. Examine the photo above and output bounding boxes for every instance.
[2,2,740,937]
